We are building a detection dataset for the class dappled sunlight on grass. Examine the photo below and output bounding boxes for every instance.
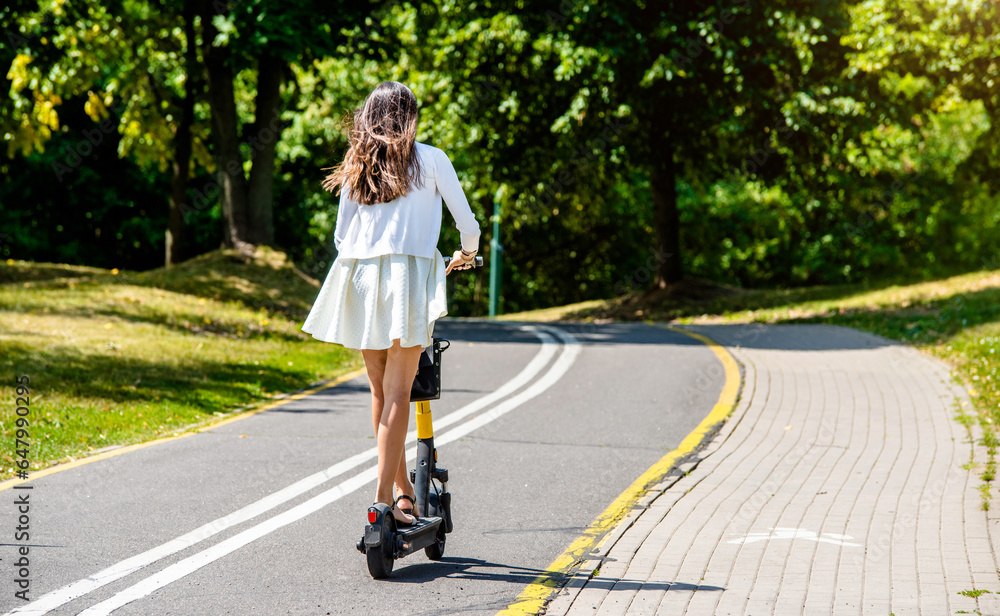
[0,248,361,477]
[125,245,322,321]
[0,281,307,343]
[497,299,607,323]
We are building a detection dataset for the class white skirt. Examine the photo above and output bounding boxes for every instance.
[301,251,447,350]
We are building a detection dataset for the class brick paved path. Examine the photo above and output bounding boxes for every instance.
[547,324,1000,616]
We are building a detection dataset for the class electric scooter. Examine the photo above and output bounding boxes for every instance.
[357,255,483,578]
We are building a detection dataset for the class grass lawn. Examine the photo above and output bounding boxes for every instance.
[504,269,1000,504]
[0,247,362,478]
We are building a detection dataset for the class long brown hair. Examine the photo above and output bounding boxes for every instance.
[321,81,423,204]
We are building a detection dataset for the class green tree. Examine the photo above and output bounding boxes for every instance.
[390,1,853,289]
[3,0,377,261]
[845,0,1000,184]
[197,0,375,252]
[836,0,1000,276]
[4,0,211,265]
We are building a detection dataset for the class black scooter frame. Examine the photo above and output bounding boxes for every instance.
[357,339,453,577]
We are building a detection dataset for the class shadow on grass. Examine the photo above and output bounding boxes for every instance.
[564,275,975,323]
[123,247,322,322]
[0,262,108,284]
[0,339,321,413]
[0,279,309,343]
[2,247,324,324]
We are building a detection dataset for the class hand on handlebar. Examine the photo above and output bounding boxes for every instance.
[445,249,476,275]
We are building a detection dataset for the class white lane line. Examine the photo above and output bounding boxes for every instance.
[76,326,582,616]
[6,325,556,616]
[424,327,559,433]
[435,325,581,448]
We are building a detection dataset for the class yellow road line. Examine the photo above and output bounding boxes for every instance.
[0,368,367,493]
[496,325,741,616]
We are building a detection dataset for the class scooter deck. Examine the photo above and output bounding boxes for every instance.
[396,515,444,557]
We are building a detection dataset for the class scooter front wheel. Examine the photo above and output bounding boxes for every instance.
[423,491,446,561]
[424,535,445,561]
[366,514,395,579]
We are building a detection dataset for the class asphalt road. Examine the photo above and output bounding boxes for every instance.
[1,319,725,616]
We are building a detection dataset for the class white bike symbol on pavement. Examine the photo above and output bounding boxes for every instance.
[727,527,861,547]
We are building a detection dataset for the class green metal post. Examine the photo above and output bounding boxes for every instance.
[488,192,503,318]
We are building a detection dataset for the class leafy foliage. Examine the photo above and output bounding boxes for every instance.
[2,0,999,314]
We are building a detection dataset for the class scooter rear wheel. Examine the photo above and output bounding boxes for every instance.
[366,514,395,579]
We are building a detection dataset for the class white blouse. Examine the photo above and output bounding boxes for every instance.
[333,142,481,260]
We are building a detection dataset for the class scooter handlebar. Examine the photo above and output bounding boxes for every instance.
[442,255,484,268]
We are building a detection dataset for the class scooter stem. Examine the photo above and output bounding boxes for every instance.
[414,401,434,518]
[415,400,434,440]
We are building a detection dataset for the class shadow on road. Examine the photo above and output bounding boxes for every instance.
[384,556,547,584]
[381,556,726,596]
[437,319,707,347]
[686,322,897,351]
[439,318,898,352]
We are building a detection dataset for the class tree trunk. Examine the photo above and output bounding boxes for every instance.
[650,153,683,286]
[245,52,284,246]
[165,0,198,267]
[201,0,253,255]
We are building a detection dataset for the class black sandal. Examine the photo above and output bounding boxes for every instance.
[371,499,415,527]
[394,494,418,521]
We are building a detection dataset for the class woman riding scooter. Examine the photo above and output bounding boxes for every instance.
[302,81,481,527]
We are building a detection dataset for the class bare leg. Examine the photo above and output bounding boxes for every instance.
[363,348,419,517]
[363,349,387,438]
[364,341,422,524]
